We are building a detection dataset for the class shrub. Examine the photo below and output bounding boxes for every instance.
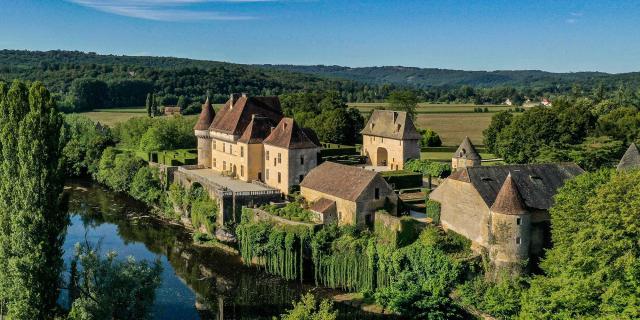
[380,170,423,189]
[420,129,443,147]
[426,200,441,224]
[96,148,145,192]
[129,166,163,205]
[405,159,451,178]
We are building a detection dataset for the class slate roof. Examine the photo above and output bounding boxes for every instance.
[237,115,276,144]
[454,136,481,160]
[617,143,640,171]
[360,110,421,140]
[309,198,337,214]
[209,94,283,135]
[300,162,382,201]
[263,118,320,149]
[194,97,215,130]
[490,173,526,215]
[450,163,584,210]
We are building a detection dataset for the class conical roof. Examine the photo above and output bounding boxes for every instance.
[454,136,481,160]
[194,97,215,131]
[617,143,640,171]
[490,173,526,215]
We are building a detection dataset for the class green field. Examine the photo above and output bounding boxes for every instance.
[419,146,502,164]
[349,102,512,114]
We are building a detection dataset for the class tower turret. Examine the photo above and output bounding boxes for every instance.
[489,173,530,271]
[194,97,215,168]
[452,136,481,171]
[617,143,640,171]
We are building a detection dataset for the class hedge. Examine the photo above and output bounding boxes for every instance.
[380,170,423,190]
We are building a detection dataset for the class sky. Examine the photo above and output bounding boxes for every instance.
[1,0,640,73]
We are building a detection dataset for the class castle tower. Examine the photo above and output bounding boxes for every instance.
[617,143,640,171]
[452,136,481,171]
[489,173,530,271]
[194,97,215,168]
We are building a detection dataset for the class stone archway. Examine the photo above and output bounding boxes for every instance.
[376,147,388,166]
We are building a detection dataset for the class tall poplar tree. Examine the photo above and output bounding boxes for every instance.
[145,92,152,117]
[0,81,66,319]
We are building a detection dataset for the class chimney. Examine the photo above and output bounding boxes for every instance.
[393,111,399,123]
[241,93,248,98]
[230,93,242,107]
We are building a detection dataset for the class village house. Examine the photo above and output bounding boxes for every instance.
[194,93,320,194]
[300,161,398,226]
[429,163,584,270]
[360,110,421,170]
[617,142,640,171]
[452,136,482,171]
[163,105,182,115]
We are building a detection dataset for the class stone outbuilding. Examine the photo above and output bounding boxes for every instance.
[429,163,584,270]
[300,162,398,226]
[452,136,481,171]
[617,143,640,171]
[360,110,421,170]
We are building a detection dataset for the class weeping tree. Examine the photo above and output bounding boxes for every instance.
[0,81,67,318]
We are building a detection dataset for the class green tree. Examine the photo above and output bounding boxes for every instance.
[62,115,114,176]
[495,107,562,163]
[129,166,163,205]
[145,93,152,117]
[0,81,67,318]
[387,90,419,119]
[483,111,513,155]
[520,169,640,319]
[420,128,442,147]
[96,148,145,192]
[69,78,108,112]
[67,243,162,320]
[280,293,337,320]
[176,95,188,110]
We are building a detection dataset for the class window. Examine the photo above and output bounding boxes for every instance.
[516,217,522,225]
[222,143,226,153]
[381,137,384,143]
[266,151,270,160]
[299,174,304,183]
[229,145,232,154]
[223,161,227,171]
[213,158,216,168]
[278,153,282,164]
[240,146,244,157]
[375,188,380,199]
[266,169,270,180]
[274,158,277,166]
[277,172,281,183]
[300,156,304,165]
[213,140,216,150]
[240,165,244,177]
[516,237,521,245]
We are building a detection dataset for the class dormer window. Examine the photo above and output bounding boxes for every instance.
[370,123,375,130]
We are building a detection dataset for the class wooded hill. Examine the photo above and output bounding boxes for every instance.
[257,64,640,89]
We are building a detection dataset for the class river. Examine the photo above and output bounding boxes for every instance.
[61,180,388,319]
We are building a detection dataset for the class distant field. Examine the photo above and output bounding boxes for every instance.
[79,106,198,127]
[349,102,511,114]
[414,113,493,146]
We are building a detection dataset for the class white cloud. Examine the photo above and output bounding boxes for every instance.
[67,0,274,21]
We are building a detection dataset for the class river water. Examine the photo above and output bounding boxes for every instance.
[62,181,387,320]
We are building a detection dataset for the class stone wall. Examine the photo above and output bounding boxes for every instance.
[489,211,531,269]
[429,178,491,247]
[361,135,420,170]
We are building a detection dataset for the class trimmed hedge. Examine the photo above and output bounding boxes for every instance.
[380,170,423,190]
[426,200,441,224]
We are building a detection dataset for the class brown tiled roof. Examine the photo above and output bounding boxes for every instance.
[461,163,583,210]
[490,173,526,215]
[617,143,640,171]
[309,198,336,214]
[360,110,421,140]
[194,97,215,130]
[209,94,283,135]
[263,118,320,149]
[300,162,386,201]
[453,136,481,160]
[237,115,276,144]
[449,168,470,182]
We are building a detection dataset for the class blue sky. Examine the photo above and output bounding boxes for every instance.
[1,0,639,73]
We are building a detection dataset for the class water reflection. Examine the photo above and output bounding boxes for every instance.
[63,180,388,320]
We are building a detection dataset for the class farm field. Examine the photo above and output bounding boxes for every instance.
[414,112,494,146]
[77,105,221,127]
[349,102,512,114]
[420,146,501,164]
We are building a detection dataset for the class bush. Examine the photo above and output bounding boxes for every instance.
[62,115,114,177]
[380,170,423,189]
[420,129,443,147]
[281,293,337,320]
[405,159,451,178]
[113,116,196,152]
[458,275,526,319]
[96,148,145,192]
[129,166,163,205]
[426,200,441,224]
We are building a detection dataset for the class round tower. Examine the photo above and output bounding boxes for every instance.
[452,136,482,171]
[489,172,530,271]
[194,97,215,168]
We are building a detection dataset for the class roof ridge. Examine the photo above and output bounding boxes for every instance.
[194,97,215,131]
[454,136,481,160]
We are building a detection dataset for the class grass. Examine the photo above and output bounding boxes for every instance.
[420,146,501,164]
[415,113,494,146]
